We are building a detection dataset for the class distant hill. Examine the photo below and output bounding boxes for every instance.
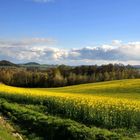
[133,65,140,69]
[19,62,58,68]
[24,62,40,66]
[0,60,18,67]
[1,60,139,69]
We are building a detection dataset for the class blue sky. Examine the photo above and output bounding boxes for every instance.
[0,0,140,65]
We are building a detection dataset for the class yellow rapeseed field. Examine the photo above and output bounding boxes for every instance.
[0,79,140,129]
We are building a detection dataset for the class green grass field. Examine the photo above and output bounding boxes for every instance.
[0,79,140,140]
[0,116,21,140]
[41,79,140,98]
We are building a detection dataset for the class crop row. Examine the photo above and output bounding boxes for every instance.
[0,90,140,130]
[0,99,120,140]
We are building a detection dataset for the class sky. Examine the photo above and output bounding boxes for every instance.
[0,0,140,65]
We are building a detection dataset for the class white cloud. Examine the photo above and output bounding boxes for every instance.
[0,39,140,65]
[112,40,122,45]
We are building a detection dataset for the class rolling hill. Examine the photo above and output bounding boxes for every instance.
[39,79,140,99]
[0,60,18,67]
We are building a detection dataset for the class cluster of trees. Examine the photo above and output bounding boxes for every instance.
[0,64,139,87]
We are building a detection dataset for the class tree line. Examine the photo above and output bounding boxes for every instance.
[0,64,139,87]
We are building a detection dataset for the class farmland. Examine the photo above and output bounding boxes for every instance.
[0,79,140,140]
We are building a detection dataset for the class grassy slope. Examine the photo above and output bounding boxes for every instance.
[0,116,21,140]
[40,79,140,100]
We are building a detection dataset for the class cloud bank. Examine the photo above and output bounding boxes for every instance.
[0,39,140,65]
